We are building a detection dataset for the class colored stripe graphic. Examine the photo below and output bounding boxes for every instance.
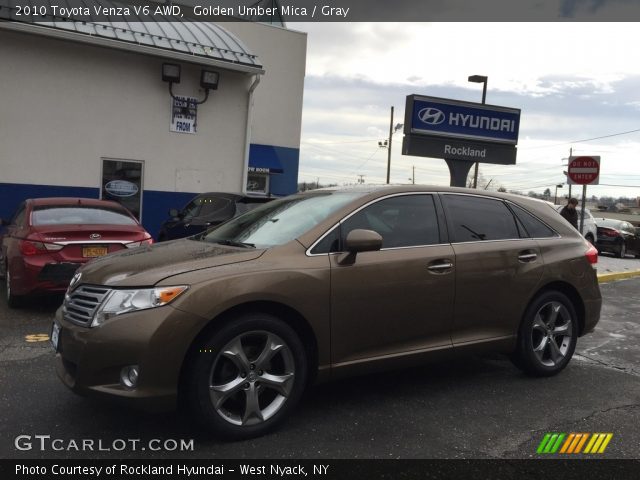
[538,433,613,454]
[584,433,614,454]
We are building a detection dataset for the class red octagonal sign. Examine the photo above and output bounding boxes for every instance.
[567,156,600,185]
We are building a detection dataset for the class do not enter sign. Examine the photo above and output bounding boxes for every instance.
[567,156,600,185]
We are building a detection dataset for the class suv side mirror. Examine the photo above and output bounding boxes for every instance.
[338,229,383,265]
[345,229,383,253]
[169,208,180,219]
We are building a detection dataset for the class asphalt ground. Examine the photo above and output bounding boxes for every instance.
[0,266,639,460]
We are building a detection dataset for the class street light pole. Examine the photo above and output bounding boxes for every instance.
[386,106,394,184]
[554,184,563,204]
[468,75,488,189]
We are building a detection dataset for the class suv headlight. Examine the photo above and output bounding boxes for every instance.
[92,286,188,327]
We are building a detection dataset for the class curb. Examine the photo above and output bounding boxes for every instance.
[597,269,640,284]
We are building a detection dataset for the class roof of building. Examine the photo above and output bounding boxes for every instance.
[0,0,264,74]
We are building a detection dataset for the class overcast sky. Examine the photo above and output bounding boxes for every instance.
[287,22,640,199]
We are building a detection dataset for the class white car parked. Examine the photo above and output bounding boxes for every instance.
[553,205,597,244]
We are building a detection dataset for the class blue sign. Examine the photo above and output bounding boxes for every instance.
[408,95,520,145]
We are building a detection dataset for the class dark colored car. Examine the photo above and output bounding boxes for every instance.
[1,198,153,307]
[157,192,273,241]
[52,186,601,439]
[595,218,640,258]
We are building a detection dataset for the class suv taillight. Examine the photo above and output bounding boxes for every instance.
[585,243,598,265]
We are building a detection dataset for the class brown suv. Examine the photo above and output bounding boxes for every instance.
[52,186,601,439]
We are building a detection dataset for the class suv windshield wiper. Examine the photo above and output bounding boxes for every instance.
[213,239,256,249]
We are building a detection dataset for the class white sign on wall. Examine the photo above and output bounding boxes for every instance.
[170,96,198,134]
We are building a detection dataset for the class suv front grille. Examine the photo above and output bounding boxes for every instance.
[63,285,111,327]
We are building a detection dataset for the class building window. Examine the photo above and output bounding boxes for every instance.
[247,173,269,194]
[100,158,144,220]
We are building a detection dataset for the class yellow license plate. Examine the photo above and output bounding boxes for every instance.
[82,246,108,258]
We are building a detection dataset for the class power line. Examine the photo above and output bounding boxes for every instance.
[595,183,640,188]
[302,138,378,145]
[522,127,640,150]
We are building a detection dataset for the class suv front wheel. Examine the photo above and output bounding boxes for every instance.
[187,313,308,439]
[512,291,578,377]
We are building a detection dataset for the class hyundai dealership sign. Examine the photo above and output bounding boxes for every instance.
[403,94,521,166]
[409,95,520,144]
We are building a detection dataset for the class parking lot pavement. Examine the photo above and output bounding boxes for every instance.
[596,254,640,283]
[0,279,639,459]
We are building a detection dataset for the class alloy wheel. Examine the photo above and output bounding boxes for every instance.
[619,243,626,258]
[209,330,295,426]
[531,301,574,368]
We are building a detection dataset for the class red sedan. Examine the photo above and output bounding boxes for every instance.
[1,198,153,307]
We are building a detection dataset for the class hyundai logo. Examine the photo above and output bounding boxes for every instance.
[418,107,445,125]
[90,233,102,240]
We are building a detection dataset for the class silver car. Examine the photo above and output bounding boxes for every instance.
[554,205,597,244]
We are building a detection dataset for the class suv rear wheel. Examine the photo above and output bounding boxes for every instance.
[187,313,307,439]
[512,291,578,377]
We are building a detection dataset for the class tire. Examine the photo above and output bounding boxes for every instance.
[187,313,307,439]
[585,234,594,245]
[5,264,22,309]
[616,242,626,259]
[512,291,578,377]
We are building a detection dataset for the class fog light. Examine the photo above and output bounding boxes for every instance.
[120,365,139,389]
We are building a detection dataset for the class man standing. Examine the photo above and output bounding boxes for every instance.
[560,198,579,230]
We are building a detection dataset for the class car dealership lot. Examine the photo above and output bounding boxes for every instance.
[1,276,639,459]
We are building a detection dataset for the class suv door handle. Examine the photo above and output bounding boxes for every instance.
[427,260,454,272]
[518,251,538,262]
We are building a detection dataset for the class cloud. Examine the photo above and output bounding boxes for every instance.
[291,23,640,195]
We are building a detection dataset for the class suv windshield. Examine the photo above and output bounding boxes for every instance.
[199,192,362,248]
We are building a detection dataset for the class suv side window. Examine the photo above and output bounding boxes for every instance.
[182,199,202,220]
[340,195,440,249]
[442,195,520,242]
[310,227,341,254]
[508,203,557,238]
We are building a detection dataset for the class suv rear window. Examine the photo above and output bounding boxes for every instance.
[508,203,557,238]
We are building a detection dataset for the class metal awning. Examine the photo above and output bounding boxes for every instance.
[0,0,264,74]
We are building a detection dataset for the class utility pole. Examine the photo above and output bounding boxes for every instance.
[567,147,573,199]
[386,106,394,184]
[472,78,487,188]
[357,174,365,184]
